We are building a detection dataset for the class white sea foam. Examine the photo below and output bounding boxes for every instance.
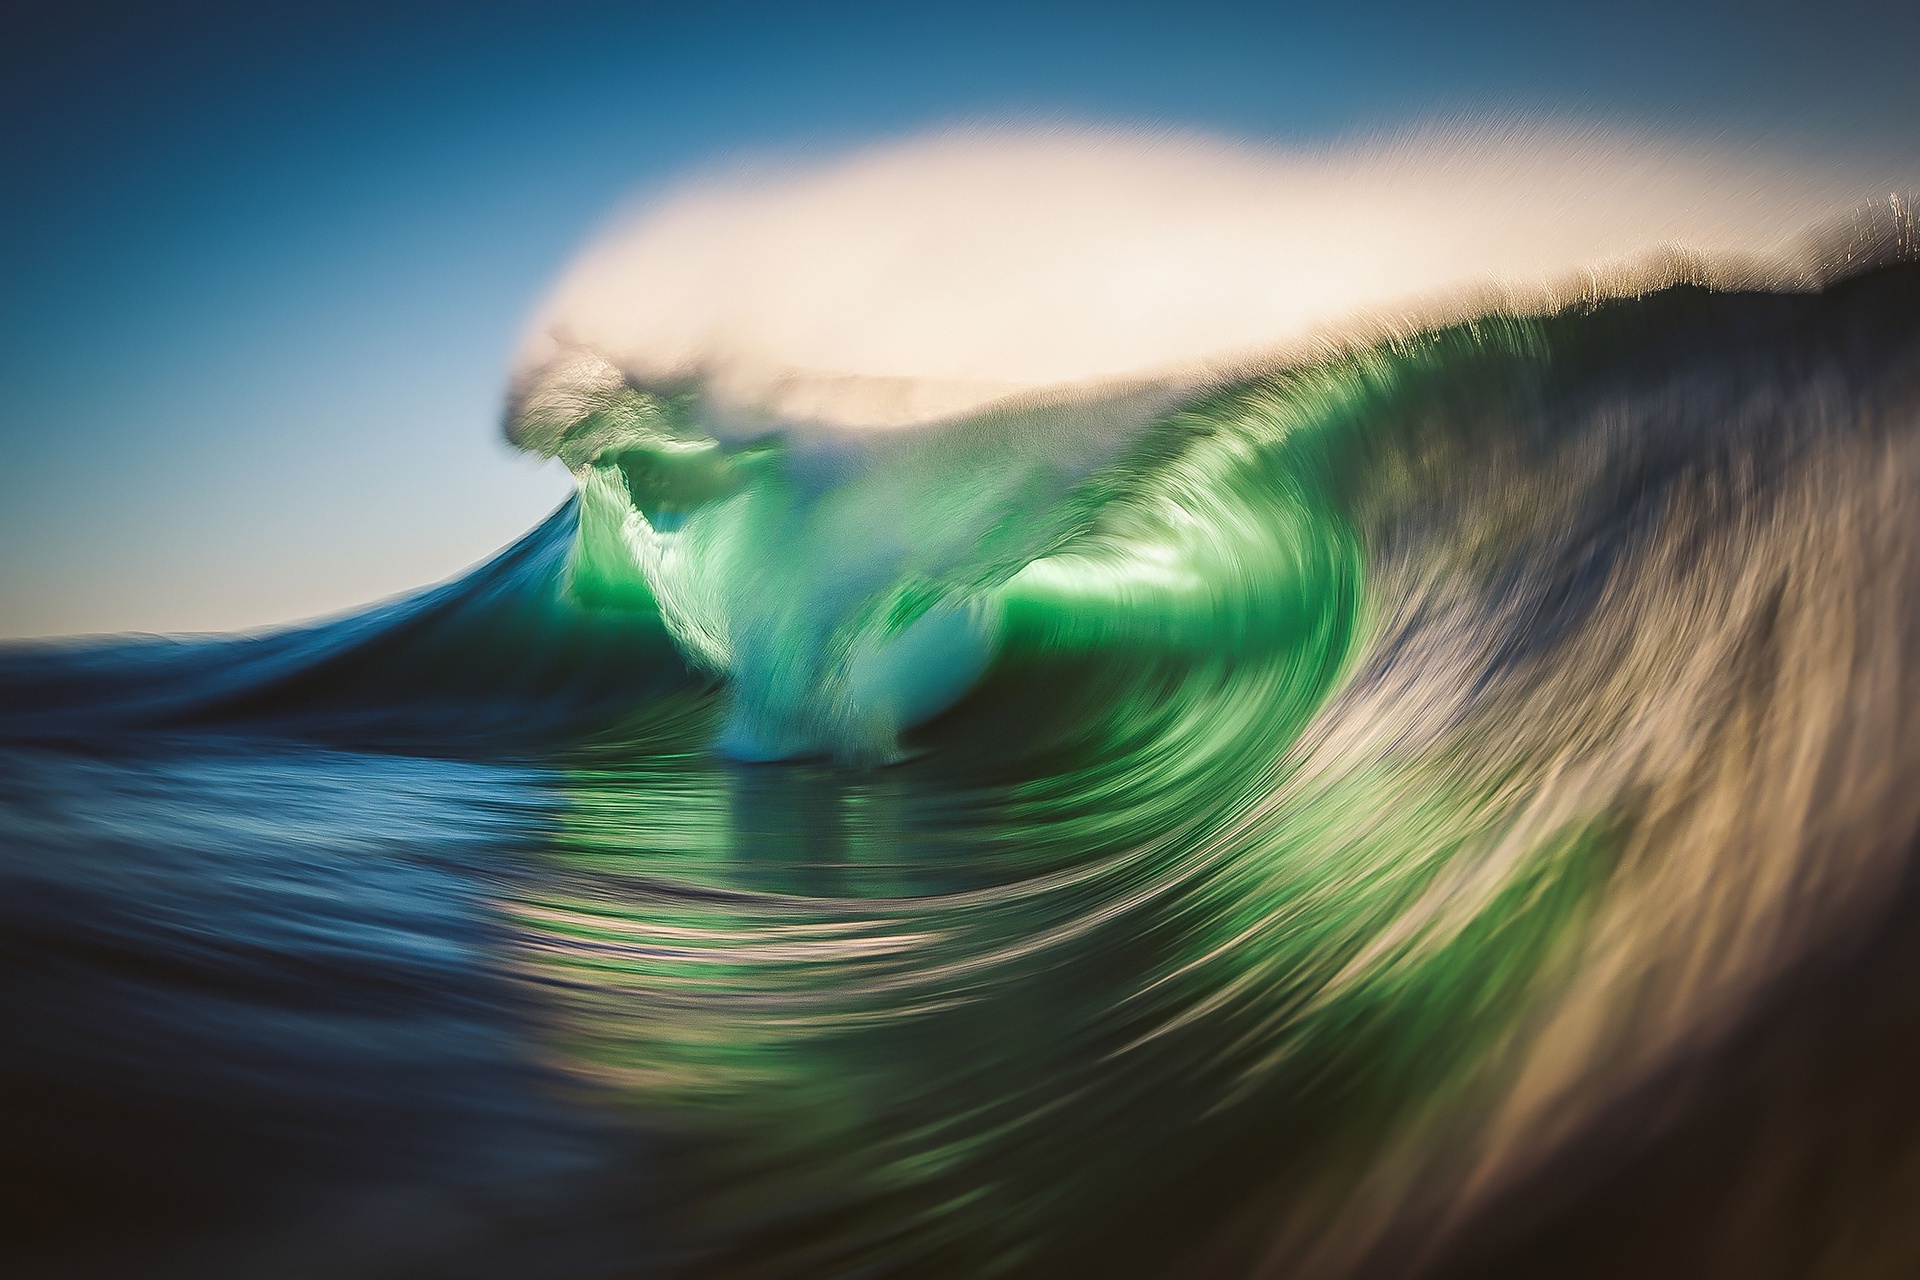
[512,123,1905,435]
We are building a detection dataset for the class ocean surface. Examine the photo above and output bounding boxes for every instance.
[7,254,1920,1278]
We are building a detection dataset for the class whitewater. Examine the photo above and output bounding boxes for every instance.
[4,126,1920,1279]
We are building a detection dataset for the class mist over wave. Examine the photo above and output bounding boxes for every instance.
[6,124,1920,1279]
[512,124,1907,432]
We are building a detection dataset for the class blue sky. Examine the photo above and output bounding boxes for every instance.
[3,0,1915,637]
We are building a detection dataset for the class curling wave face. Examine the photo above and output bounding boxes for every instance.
[5,137,1920,1278]
[476,256,1920,1276]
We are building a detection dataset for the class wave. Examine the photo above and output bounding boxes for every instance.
[5,188,1920,1274]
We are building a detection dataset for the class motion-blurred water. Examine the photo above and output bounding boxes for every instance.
[7,257,1920,1278]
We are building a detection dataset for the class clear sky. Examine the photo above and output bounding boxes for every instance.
[3,0,1916,638]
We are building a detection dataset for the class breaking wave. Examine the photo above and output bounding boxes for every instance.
[5,129,1920,1278]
